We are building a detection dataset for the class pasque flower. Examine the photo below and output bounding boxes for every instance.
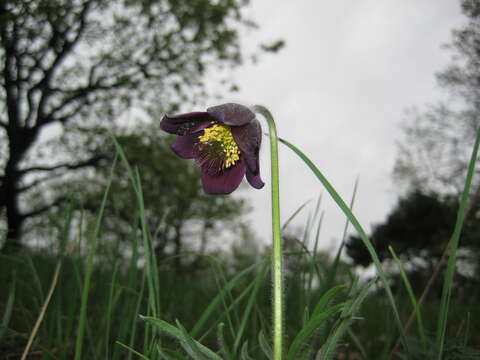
[160,103,264,194]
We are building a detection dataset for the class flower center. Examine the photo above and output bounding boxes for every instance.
[197,124,241,169]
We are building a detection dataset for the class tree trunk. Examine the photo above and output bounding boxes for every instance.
[1,164,24,253]
[173,223,182,271]
[1,128,38,253]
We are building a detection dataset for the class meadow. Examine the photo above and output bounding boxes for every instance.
[1,129,480,360]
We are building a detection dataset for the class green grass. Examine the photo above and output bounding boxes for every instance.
[1,132,480,359]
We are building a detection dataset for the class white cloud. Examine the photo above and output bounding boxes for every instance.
[225,0,465,251]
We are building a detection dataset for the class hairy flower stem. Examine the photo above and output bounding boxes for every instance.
[254,105,284,360]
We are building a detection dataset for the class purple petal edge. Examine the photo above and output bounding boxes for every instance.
[231,120,262,173]
[207,103,255,127]
[246,168,265,189]
[160,112,214,135]
[201,160,246,194]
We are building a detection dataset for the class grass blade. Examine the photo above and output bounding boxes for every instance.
[175,319,210,360]
[435,127,480,358]
[134,168,161,319]
[282,199,313,232]
[190,261,260,338]
[21,201,75,360]
[199,276,257,342]
[156,346,179,360]
[116,341,151,360]
[141,317,223,360]
[240,341,254,360]
[105,261,120,359]
[217,323,233,360]
[21,261,63,360]
[346,328,367,359]
[323,177,358,292]
[279,136,410,356]
[319,278,375,359]
[0,271,16,342]
[389,246,427,352]
[111,136,161,320]
[311,285,346,318]
[287,304,344,360]
[259,330,273,360]
[74,156,117,360]
[126,272,146,360]
[233,259,268,354]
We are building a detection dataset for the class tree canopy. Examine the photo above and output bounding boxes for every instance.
[394,0,480,196]
[0,0,280,250]
[346,190,480,293]
[28,128,251,267]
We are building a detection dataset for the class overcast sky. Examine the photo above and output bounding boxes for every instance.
[219,0,466,252]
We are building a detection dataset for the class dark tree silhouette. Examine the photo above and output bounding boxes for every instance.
[0,0,280,250]
[346,190,480,293]
[347,191,454,268]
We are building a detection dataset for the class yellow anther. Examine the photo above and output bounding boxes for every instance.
[199,124,241,168]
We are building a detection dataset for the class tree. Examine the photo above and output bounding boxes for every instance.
[394,0,480,196]
[0,0,279,250]
[29,128,250,268]
[346,190,480,294]
[348,0,480,292]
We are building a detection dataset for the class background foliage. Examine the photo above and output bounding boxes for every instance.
[0,0,283,250]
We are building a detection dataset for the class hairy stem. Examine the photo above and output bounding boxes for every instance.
[253,105,284,360]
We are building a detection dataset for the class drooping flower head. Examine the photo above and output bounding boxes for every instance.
[160,103,264,194]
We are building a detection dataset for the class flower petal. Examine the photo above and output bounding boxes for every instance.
[171,133,201,159]
[160,112,215,135]
[246,167,265,189]
[231,119,262,173]
[207,103,255,127]
[201,159,246,194]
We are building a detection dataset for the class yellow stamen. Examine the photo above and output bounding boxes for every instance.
[198,124,241,168]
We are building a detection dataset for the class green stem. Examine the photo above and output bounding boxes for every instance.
[253,105,284,360]
[435,127,480,358]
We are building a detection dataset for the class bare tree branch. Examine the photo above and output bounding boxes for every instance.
[18,172,67,193]
[35,0,93,126]
[21,196,67,220]
[19,155,106,175]
[41,78,130,126]
[0,0,261,249]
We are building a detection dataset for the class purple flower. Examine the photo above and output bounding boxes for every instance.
[160,103,265,194]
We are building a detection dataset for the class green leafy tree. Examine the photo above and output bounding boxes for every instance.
[0,0,281,250]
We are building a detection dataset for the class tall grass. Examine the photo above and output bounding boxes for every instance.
[434,128,480,358]
[1,129,479,359]
[75,156,117,360]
